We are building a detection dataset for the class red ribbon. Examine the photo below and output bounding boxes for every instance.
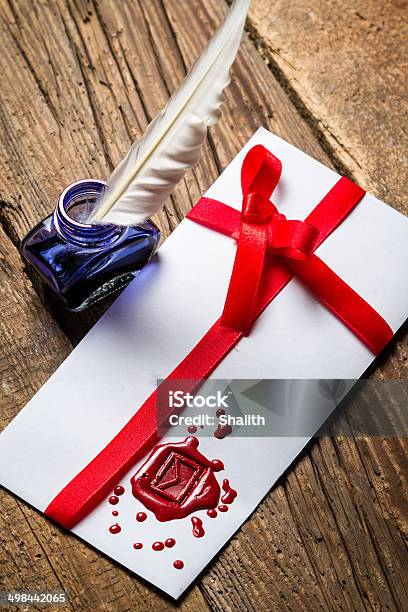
[45,145,393,528]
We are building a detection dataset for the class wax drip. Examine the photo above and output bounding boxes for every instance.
[207,508,217,518]
[109,495,119,505]
[191,516,205,538]
[109,523,121,534]
[221,479,237,504]
[218,505,228,512]
[214,423,233,439]
[152,541,165,551]
[136,512,147,522]
[188,425,197,434]
[114,485,125,496]
[112,510,119,517]
[165,538,176,548]
[133,542,143,550]
[173,560,184,569]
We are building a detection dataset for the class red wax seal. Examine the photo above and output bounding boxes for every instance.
[131,437,222,522]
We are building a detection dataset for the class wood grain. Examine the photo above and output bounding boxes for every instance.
[248,0,408,213]
[0,1,407,610]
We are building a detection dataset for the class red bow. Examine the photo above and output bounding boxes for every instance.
[45,145,393,529]
[188,145,393,353]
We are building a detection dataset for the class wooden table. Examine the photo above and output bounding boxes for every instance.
[0,1,406,610]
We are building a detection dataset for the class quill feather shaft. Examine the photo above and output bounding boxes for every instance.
[92,0,250,225]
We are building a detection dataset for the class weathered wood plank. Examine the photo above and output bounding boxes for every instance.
[248,0,408,213]
[0,1,406,610]
[0,0,334,245]
[200,429,408,612]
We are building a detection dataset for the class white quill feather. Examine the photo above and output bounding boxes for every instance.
[92,0,250,225]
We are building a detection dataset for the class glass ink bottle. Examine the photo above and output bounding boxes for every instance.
[21,179,160,311]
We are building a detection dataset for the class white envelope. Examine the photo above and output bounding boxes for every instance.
[1,128,407,599]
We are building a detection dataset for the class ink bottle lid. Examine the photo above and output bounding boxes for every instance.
[54,179,123,247]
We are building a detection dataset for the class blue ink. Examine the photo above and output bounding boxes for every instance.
[21,180,160,310]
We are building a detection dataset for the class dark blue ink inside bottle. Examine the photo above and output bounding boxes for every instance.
[21,180,160,311]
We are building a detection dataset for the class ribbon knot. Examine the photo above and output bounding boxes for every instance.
[242,191,319,262]
[269,218,319,261]
[242,192,274,224]
[221,145,318,333]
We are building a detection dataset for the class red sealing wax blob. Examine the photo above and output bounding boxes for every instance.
[218,505,228,513]
[191,516,205,538]
[109,523,121,534]
[109,495,119,505]
[112,510,119,517]
[131,437,223,521]
[214,424,233,439]
[207,508,217,518]
[216,408,225,418]
[114,485,125,496]
[173,560,184,570]
[136,512,147,522]
[221,479,237,505]
[133,542,143,550]
[188,425,197,434]
[165,538,176,548]
[152,541,165,551]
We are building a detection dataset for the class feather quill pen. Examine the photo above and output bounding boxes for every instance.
[92,0,250,226]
